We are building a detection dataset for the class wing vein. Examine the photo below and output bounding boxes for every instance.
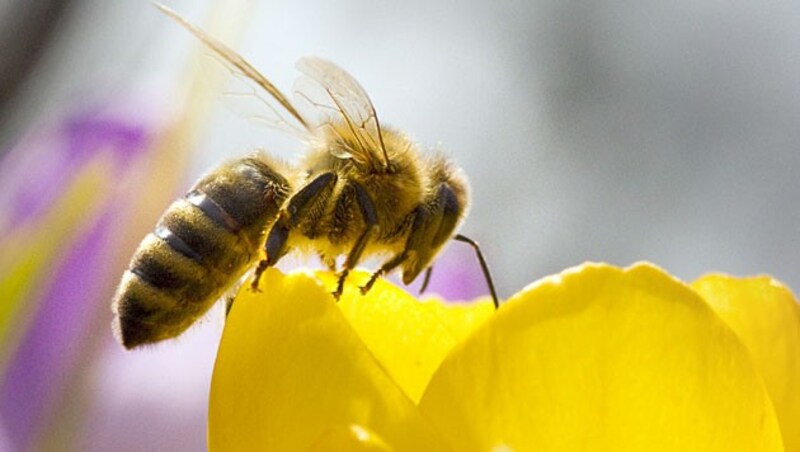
[153,2,311,131]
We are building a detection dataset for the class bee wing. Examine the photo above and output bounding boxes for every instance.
[204,54,309,140]
[154,2,311,136]
[294,57,390,169]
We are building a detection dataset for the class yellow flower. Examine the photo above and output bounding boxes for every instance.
[209,263,799,451]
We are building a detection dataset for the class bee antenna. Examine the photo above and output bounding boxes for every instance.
[453,234,500,309]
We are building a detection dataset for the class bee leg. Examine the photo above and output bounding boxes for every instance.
[225,295,235,317]
[362,200,436,295]
[251,172,338,290]
[333,181,378,300]
[224,280,245,316]
[250,219,289,291]
[418,266,434,295]
[361,251,408,294]
[320,253,337,272]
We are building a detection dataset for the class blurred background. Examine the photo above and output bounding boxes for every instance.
[1,0,799,450]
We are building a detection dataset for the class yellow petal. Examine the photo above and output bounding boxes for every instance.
[693,274,800,452]
[318,271,492,404]
[419,262,783,451]
[419,296,495,343]
[306,425,393,451]
[209,269,448,452]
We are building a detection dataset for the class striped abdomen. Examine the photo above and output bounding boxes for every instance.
[112,156,291,348]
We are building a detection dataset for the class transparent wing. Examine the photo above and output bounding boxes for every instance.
[155,2,311,136]
[294,57,390,169]
[202,54,307,140]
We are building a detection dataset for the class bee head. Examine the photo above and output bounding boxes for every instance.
[400,199,463,285]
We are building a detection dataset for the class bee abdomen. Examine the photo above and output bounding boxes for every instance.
[112,156,291,349]
[114,233,219,346]
[129,229,221,294]
[156,198,251,275]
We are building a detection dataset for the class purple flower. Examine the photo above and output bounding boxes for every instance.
[0,111,155,451]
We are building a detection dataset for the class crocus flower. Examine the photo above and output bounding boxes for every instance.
[0,3,262,449]
[209,263,799,451]
[0,103,225,450]
[0,111,163,451]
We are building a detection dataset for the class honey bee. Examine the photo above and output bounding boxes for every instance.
[111,4,499,349]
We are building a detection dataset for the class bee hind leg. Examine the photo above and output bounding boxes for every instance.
[251,172,338,291]
[333,181,377,300]
[251,218,291,291]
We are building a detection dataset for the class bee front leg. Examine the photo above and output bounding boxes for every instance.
[251,172,338,291]
[333,181,377,300]
[418,266,434,295]
[361,251,408,294]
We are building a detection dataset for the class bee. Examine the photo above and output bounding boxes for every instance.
[111,4,499,349]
